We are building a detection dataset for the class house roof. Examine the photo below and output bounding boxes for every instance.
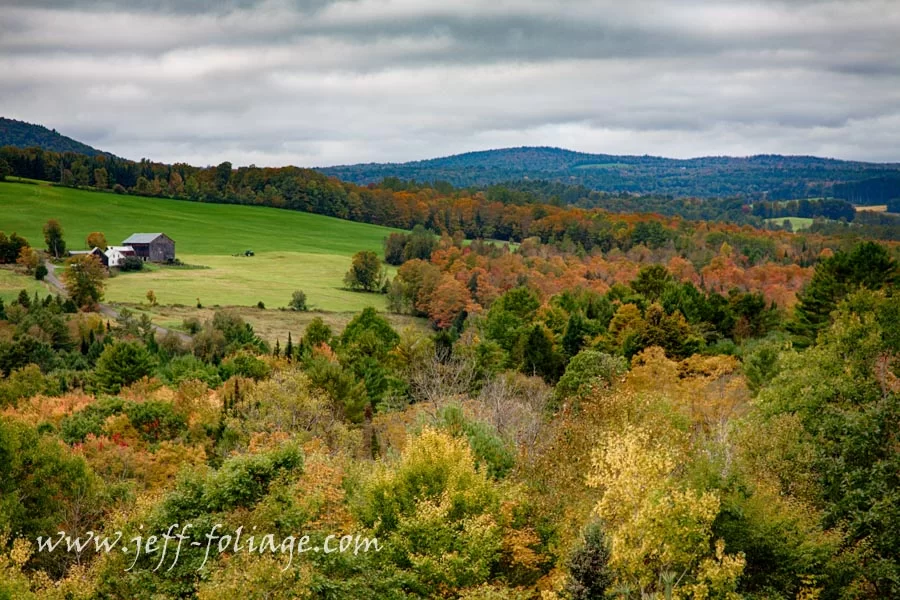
[122,233,166,244]
[70,248,105,256]
[107,246,135,253]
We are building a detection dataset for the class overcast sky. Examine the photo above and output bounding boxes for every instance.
[2,0,899,166]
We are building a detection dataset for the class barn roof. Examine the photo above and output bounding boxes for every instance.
[122,233,166,244]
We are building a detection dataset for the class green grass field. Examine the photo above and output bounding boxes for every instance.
[0,267,51,303]
[0,180,404,311]
[765,217,814,231]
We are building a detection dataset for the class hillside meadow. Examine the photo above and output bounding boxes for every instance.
[0,180,405,311]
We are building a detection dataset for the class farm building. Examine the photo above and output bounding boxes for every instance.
[106,245,136,268]
[68,247,109,267]
[121,233,176,262]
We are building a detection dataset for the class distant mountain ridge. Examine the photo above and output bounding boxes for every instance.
[318,146,900,200]
[0,117,108,156]
[3,116,899,201]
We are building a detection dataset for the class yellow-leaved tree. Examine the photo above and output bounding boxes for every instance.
[586,407,745,597]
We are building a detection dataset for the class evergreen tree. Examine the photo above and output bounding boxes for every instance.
[790,242,897,346]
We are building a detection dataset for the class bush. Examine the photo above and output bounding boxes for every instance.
[34,264,48,281]
[124,400,186,443]
[553,350,627,408]
[289,290,308,311]
[438,404,515,479]
[219,351,271,381]
[120,256,144,272]
[182,317,202,334]
[60,396,126,443]
[159,354,222,388]
[256,301,265,309]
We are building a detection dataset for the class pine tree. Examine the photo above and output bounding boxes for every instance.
[273,339,280,357]
[285,332,293,362]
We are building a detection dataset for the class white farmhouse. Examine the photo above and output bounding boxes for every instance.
[106,245,136,268]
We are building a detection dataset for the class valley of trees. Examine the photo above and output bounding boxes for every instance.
[1,139,900,598]
[0,230,898,598]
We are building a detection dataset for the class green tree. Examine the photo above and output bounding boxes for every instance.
[631,264,673,302]
[62,253,106,308]
[554,350,627,406]
[288,289,308,311]
[566,522,614,600]
[790,241,897,346]
[304,317,332,347]
[93,340,156,393]
[383,232,408,265]
[0,418,104,573]
[522,324,563,383]
[344,250,386,292]
[42,219,66,258]
[341,307,399,353]
[0,157,12,181]
[752,290,900,595]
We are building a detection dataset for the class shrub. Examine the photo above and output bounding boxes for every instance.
[219,351,271,381]
[60,396,126,443]
[289,290,308,311]
[256,301,265,309]
[124,400,186,443]
[34,264,48,281]
[158,354,222,388]
[183,317,202,334]
[438,404,516,479]
[120,256,144,272]
[553,350,627,408]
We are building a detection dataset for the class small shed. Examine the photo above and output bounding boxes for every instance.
[122,233,176,262]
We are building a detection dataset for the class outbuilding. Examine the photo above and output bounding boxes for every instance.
[121,233,176,262]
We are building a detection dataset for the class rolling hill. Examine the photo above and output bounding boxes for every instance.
[4,116,899,201]
[318,146,900,200]
[0,117,108,156]
[0,178,403,311]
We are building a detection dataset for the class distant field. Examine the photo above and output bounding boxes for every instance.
[0,267,51,303]
[573,163,631,170]
[765,217,814,231]
[854,204,888,213]
[118,303,429,344]
[0,180,404,311]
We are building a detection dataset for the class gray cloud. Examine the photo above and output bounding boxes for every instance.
[0,0,898,165]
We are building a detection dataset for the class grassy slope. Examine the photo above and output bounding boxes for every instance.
[0,180,403,311]
[0,268,51,303]
[764,216,814,231]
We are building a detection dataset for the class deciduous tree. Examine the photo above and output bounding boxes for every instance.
[62,254,106,308]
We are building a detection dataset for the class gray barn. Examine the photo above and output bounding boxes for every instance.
[122,233,176,262]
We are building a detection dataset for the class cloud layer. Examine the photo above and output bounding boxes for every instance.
[2,0,899,165]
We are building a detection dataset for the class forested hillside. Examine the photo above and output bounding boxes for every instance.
[4,118,900,201]
[319,146,900,200]
[0,118,107,157]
